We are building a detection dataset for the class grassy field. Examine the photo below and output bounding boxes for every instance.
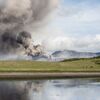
[0,57,100,72]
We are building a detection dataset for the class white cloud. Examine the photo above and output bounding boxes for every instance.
[55,1,100,35]
[42,36,74,51]
[32,32,100,52]
[60,6,100,22]
[32,0,100,52]
[96,34,100,41]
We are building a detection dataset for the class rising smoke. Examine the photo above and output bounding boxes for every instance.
[0,0,58,55]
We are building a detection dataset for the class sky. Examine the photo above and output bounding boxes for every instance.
[32,0,100,52]
[0,0,100,53]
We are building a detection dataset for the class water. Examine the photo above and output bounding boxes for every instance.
[0,79,100,100]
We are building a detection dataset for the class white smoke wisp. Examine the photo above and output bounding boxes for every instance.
[0,0,58,56]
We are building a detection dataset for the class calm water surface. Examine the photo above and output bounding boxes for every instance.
[0,79,100,100]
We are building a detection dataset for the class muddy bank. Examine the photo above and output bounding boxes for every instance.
[0,72,100,79]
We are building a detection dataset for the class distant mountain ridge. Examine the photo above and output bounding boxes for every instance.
[52,50,98,59]
[96,52,100,56]
[31,50,100,61]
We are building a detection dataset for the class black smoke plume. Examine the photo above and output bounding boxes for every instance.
[0,0,58,55]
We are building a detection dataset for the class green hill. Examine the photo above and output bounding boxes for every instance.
[0,57,100,72]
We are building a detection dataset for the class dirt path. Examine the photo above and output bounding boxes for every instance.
[0,72,100,79]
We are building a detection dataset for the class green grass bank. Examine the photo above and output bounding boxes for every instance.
[0,57,99,72]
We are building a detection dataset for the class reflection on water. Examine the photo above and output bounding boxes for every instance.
[0,79,100,100]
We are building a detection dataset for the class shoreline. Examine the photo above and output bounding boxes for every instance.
[0,72,100,79]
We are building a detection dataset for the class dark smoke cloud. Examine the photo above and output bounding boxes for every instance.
[0,0,58,55]
[0,31,32,54]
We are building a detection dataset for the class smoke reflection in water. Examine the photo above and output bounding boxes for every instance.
[0,79,100,100]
